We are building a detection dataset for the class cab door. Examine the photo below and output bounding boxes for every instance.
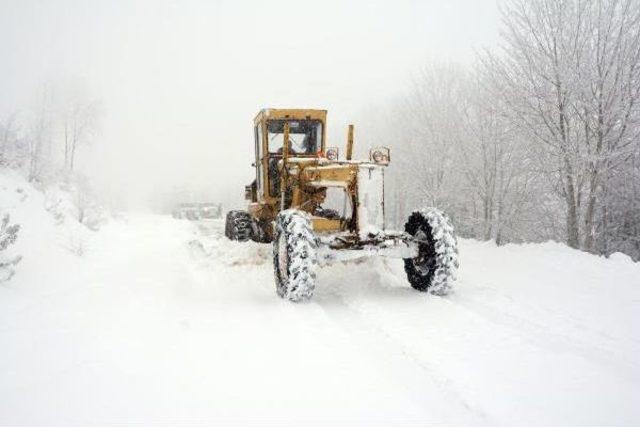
[254,123,265,201]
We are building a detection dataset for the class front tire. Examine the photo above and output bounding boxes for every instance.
[273,209,318,302]
[225,210,253,241]
[404,207,458,295]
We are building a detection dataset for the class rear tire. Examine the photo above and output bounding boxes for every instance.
[250,219,273,243]
[404,207,458,295]
[273,209,318,302]
[225,210,253,242]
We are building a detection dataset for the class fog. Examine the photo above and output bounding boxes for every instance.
[0,0,498,211]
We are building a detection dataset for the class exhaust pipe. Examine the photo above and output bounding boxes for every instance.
[346,124,354,160]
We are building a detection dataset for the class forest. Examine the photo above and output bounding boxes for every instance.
[365,0,640,260]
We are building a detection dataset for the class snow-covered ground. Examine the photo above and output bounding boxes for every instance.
[1,174,639,426]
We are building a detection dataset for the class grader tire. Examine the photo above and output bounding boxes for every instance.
[272,209,318,302]
[404,207,459,295]
[225,210,253,242]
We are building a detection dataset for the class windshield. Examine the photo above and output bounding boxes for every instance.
[267,120,323,155]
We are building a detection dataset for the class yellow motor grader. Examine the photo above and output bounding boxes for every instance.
[225,108,458,301]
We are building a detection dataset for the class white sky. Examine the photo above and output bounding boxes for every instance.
[0,0,499,210]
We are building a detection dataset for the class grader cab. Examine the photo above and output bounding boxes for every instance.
[225,108,458,302]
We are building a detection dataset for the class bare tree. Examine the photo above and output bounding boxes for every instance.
[578,0,640,251]
[0,112,20,167]
[397,62,468,214]
[458,77,539,244]
[59,84,102,172]
[478,0,640,254]
[27,84,55,183]
[482,0,598,248]
[370,61,538,244]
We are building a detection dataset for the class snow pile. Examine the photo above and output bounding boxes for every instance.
[189,219,271,266]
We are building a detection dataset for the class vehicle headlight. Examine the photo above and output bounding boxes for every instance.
[326,147,339,161]
[370,147,390,164]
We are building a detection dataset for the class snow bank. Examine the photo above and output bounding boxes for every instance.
[0,171,98,288]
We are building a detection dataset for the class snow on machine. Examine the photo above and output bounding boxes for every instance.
[225,108,458,301]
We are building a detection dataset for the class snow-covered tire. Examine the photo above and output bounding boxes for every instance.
[272,209,318,302]
[225,210,253,242]
[404,207,459,295]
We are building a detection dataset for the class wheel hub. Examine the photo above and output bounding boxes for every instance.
[412,229,434,275]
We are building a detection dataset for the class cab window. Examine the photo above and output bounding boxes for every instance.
[267,120,323,155]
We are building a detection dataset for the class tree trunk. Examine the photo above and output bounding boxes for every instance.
[582,169,599,252]
[563,156,580,249]
[64,122,69,170]
[70,132,77,172]
[483,194,492,240]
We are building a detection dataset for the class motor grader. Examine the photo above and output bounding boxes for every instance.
[225,108,458,302]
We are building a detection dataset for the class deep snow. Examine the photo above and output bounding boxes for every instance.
[1,174,639,426]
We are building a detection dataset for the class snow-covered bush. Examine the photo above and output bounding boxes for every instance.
[45,175,108,231]
[0,214,21,282]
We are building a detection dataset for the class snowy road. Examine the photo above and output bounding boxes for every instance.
[1,214,639,426]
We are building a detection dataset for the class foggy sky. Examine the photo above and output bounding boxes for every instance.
[0,0,499,210]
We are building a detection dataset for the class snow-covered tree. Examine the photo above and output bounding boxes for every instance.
[458,78,539,244]
[383,62,469,231]
[577,0,640,252]
[373,61,540,245]
[58,82,102,172]
[26,84,57,183]
[480,0,640,254]
[480,0,592,248]
[364,0,640,261]
[0,214,21,282]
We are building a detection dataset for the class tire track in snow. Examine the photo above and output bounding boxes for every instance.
[314,289,493,426]
[193,221,489,424]
[447,289,640,383]
[192,218,640,425]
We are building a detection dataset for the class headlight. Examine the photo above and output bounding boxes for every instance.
[369,147,390,164]
[326,147,339,161]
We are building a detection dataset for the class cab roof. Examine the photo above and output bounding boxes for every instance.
[253,108,327,125]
